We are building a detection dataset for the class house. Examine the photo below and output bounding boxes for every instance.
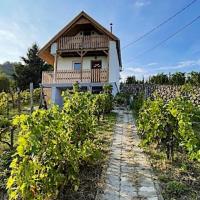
[38,11,122,105]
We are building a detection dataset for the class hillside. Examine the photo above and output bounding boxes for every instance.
[0,61,16,78]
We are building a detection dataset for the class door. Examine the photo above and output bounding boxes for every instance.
[91,60,102,83]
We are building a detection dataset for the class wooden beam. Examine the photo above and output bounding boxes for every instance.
[58,47,108,54]
[107,53,109,82]
[103,50,108,55]
[80,51,83,82]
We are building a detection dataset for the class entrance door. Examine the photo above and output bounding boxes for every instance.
[91,60,102,83]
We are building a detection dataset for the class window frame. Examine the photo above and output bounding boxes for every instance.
[72,61,81,71]
[91,60,102,69]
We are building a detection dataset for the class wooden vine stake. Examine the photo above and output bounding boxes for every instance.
[30,82,34,113]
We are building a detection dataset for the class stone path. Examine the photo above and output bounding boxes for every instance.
[98,109,163,200]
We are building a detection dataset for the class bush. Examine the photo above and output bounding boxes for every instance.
[33,88,41,103]
[114,92,130,106]
[7,89,101,200]
[20,90,30,105]
[130,92,144,116]
[0,92,9,115]
[137,96,200,161]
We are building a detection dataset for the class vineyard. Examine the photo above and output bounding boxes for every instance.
[126,84,200,199]
[0,84,116,200]
[0,82,199,200]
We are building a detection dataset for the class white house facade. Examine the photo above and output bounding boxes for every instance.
[38,11,122,105]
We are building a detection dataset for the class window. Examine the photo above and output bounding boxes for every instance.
[91,60,102,69]
[73,62,81,70]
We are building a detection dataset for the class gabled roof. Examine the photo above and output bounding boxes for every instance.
[38,11,122,67]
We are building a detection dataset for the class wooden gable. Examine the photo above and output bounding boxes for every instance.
[38,11,122,67]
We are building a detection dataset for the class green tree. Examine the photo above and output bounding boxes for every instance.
[187,71,200,86]
[0,73,10,92]
[169,72,186,85]
[14,43,52,90]
[126,76,138,84]
[149,73,169,85]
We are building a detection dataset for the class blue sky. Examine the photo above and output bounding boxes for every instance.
[0,0,200,80]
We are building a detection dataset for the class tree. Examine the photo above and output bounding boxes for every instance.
[149,73,169,85]
[0,73,10,92]
[169,72,186,85]
[126,76,137,84]
[14,43,52,90]
[187,71,200,86]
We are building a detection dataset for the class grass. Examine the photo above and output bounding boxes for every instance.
[145,148,200,200]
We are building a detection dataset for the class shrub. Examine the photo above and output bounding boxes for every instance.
[137,96,200,161]
[0,92,9,115]
[20,90,30,105]
[114,92,129,106]
[130,92,144,116]
[7,89,101,200]
[33,88,41,103]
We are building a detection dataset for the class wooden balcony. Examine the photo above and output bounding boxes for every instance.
[58,35,109,51]
[42,69,108,84]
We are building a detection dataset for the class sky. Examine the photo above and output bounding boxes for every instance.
[0,0,200,80]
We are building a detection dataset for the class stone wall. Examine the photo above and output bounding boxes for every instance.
[121,84,200,105]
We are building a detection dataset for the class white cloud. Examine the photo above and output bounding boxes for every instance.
[126,67,146,73]
[147,62,158,66]
[121,59,200,82]
[0,20,39,63]
[120,66,149,81]
[155,59,200,71]
[0,30,17,41]
[134,0,151,8]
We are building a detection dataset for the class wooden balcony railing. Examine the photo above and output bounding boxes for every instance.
[58,35,109,50]
[42,69,108,84]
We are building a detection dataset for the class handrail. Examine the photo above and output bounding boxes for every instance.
[58,35,109,50]
[42,69,108,84]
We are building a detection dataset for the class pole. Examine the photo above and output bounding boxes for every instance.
[30,82,33,113]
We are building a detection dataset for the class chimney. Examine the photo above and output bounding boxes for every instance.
[110,23,113,33]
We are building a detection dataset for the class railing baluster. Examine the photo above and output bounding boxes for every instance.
[57,35,108,50]
[42,68,108,84]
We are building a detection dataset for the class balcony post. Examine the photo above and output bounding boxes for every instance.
[53,53,58,83]
[81,52,83,82]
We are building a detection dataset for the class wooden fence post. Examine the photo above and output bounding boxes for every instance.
[30,82,33,113]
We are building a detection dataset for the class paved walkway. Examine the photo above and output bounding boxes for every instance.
[98,109,163,200]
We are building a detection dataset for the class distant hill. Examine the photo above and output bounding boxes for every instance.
[0,61,16,78]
